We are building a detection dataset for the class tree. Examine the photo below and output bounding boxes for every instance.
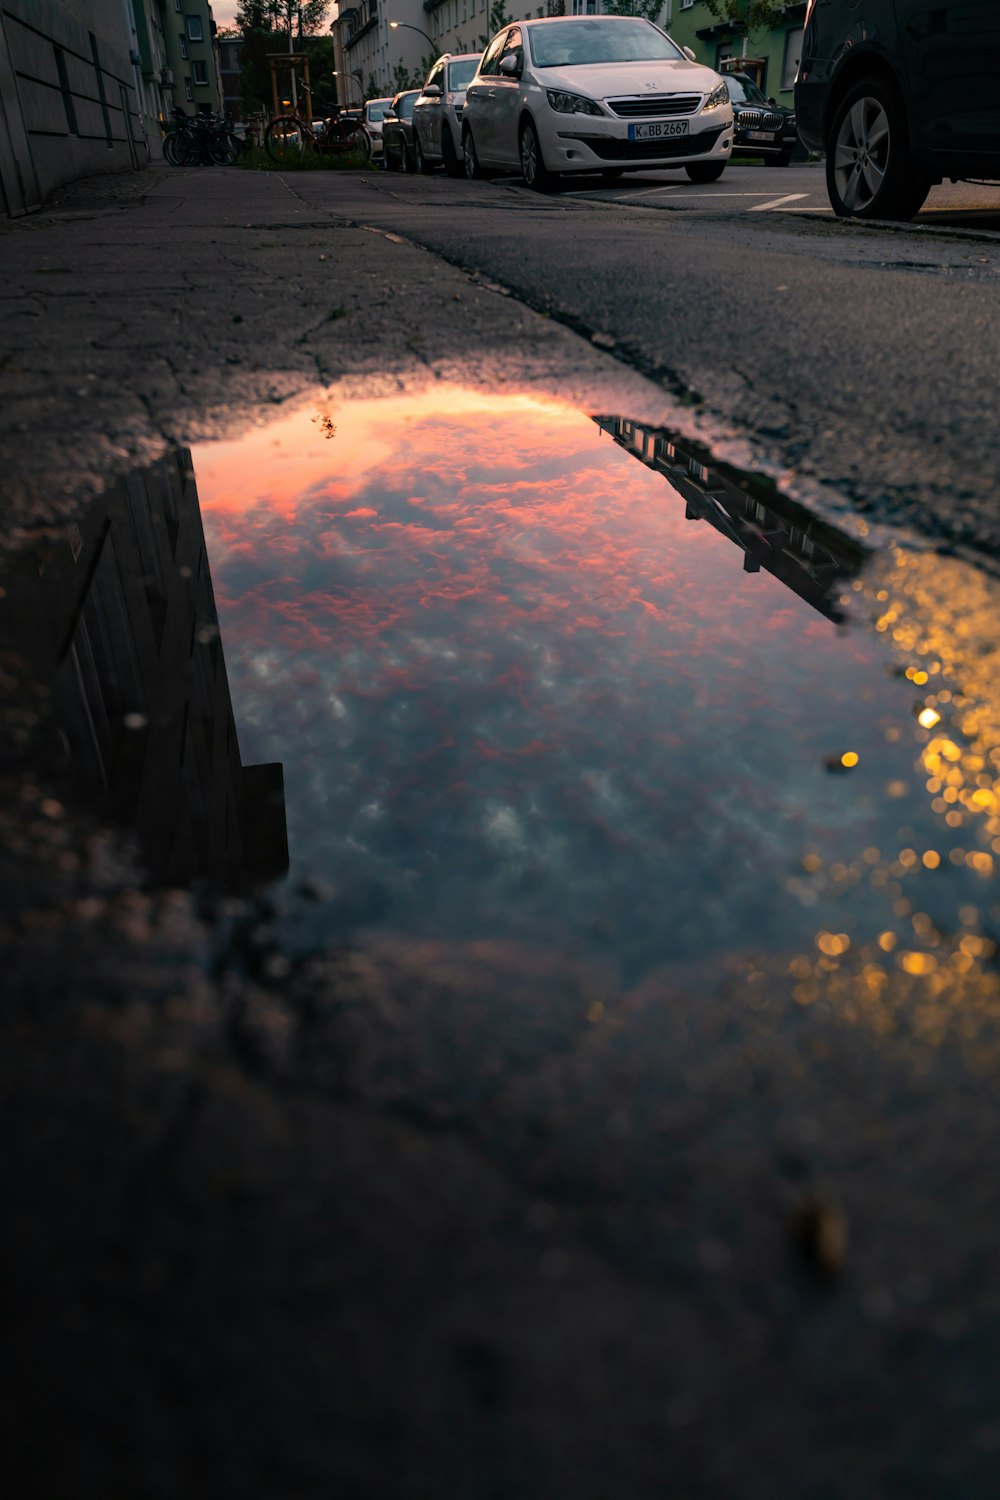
[234,1,332,115]
[701,0,788,31]
[602,0,665,19]
[235,1,330,36]
[478,0,513,47]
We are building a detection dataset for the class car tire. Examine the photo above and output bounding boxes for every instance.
[685,161,726,183]
[463,127,484,180]
[415,135,433,175]
[519,118,555,193]
[825,75,930,220]
[442,127,464,178]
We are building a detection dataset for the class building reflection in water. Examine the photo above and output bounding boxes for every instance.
[9,449,288,890]
[595,418,866,622]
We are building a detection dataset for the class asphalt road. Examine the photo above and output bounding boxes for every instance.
[296,159,1000,556]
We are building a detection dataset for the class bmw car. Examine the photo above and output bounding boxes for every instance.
[462,16,733,191]
[724,72,798,167]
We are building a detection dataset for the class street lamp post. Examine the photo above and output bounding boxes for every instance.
[388,20,436,52]
[332,69,365,106]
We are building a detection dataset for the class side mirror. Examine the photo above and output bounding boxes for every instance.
[422,83,442,98]
[767,96,776,106]
[682,46,696,62]
[499,54,519,76]
[384,113,397,122]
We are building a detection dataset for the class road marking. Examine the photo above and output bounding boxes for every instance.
[621,188,773,201]
[749,192,809,212]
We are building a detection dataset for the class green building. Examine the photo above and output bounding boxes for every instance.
[160,0,223,116]
[667,1,807,108]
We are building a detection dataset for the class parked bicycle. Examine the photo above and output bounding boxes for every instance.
[163,108,241,167]
[264,83,372,166]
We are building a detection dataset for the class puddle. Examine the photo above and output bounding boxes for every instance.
[6,386,1000,1059]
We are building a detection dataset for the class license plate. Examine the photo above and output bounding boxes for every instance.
[628,119,690,142]
[747,130,777,142]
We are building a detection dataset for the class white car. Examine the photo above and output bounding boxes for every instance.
[412,53,482,177]
[363,96,393,160]
[462,16,733,191]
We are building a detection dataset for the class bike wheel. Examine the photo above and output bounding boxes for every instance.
[162,131,184,166]
[338,123,371,162]
[209,130,239,165]
[264,115,308,165]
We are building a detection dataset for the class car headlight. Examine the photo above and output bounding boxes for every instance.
[545,89,605,117]
[702,79,729,111]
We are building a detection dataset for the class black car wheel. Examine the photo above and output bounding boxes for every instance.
[442,127,464,179]
[415,134,433,175]
[519,118,555,193]
[685,161,726,184]
[463,127,483,180]
[825,75,930,220]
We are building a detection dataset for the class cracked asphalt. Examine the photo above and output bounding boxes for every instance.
[4,162,1000,1500]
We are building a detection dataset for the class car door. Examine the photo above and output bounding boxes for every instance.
[414,61,445,160]
[465,31,507,161]
[491,26,526,166]
[895,0,1000,157]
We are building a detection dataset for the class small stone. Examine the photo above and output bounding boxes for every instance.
[788,1194,848,1278]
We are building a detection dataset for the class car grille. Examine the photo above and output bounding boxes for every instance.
[607,93,702,118]
[735,108,784,131]
[571,126,725,161]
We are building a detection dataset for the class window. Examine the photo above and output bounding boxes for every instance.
[479,30,506,75]
[500,25,523,74]
[781,25,803,90]
[185,76,193,100]
[681,0,694,8]
[179,35,187,59]
[193,59,208,85]
[186,14,203,42]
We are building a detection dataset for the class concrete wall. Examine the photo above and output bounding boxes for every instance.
[0,0,144,213]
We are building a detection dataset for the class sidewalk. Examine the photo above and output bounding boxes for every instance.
[0,163,663,524]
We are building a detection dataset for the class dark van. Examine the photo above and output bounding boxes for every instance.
[795,0,1000,218]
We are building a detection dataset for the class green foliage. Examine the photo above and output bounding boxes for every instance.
[236,145,370,171]
[478,0,513,46]
[701,0,788,30]
[235,0,330,34]
[602,0,665,19]
[234,1,332,114]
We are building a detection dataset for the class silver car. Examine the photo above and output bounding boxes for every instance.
[363,96,393,161]
[412,53,483,177]
[462,16,732,191]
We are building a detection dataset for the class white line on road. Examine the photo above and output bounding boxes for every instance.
[621,188,776,201]
[749,193,810,212]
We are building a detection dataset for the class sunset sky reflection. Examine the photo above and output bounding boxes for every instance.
[193,389,948,984]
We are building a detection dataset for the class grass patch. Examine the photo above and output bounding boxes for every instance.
[237,145,372,172]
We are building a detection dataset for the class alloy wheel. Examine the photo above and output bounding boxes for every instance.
[833,96,890,214]
[519,123,539,188]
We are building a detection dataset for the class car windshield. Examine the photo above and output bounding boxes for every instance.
[724,74,768,105]
[447,58,479,89]
[528,19,683,69]
[397,93,416,120]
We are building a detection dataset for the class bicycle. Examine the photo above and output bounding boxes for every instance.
[263,83,372,167]
[163,108,240,167]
